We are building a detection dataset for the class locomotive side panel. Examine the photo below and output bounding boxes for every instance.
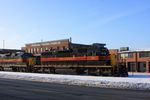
[41,43,110,65]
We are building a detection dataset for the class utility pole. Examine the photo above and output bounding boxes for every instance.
[40,39,43,53]
[3,40,5,49]
[69,37,72,43]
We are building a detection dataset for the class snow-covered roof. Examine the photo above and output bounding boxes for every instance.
[119,49,150,53]
[135,48,150,52]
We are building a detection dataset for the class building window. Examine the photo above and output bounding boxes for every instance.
[43,48,45,52]
[139,52,150,58]
[41,48,43,52]
[138,62,146,72]
[149,62,150,72]
[63,46,66,50]
[37,48,39,53]
[128,53,133,58]
[28,48,30,53]
[31,48,33,53]
[34,48,36,53]
[120,53,133,58]
[57,47,59,50]
[128,62,136,72]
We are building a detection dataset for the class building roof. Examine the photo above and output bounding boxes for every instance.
[0,49,24,54]
[119,49,150,53]
[135,48,150,52]
[25,39,70,46]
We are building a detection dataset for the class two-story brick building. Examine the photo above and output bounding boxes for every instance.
[109,48,150,73]
[119,50,150,73]
[22,39,70,56]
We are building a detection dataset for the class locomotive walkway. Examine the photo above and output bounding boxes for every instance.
[0,78,149,100]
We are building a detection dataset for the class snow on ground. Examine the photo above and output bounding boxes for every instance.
[128,72,150,78]
[0,71,150,90]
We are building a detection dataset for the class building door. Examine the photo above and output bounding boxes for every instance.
[149,62,150,72]
[128,62,136,72]
[138,62,146,72]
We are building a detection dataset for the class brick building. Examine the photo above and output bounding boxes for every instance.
[119,50,150,73]
[22,38,107,57]
[22,39,70,55]
[109,49,150,73]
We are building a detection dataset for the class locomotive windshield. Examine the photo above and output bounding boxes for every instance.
[98,47,110,56]
[91,43,109,56]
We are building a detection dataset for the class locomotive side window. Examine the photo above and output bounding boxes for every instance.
[77,49,87,54]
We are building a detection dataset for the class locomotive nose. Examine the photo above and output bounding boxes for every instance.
[27,57,36,67]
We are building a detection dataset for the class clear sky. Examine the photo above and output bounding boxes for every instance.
[0,0,150,50]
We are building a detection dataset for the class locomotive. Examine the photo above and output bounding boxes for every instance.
[0,43,128,77]
[0,49,34,72]
[41,43,110,65]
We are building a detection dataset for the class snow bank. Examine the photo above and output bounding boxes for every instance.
[0,71,150,90]
[128,72,150,78]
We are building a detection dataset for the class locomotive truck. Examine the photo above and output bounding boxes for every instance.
[0,43,128,77]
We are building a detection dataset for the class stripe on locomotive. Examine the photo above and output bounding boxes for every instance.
[41,56,110,62]
[0,58,23,63]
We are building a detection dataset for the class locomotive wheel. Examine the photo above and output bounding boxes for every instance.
[76,68,85,74]
[27,66,34,72]
[12,67,17,72]
[49,68,56,74]
[0,67,4,71]
[87,68,97,75]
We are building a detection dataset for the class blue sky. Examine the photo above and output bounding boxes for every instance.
[0,0,150,49]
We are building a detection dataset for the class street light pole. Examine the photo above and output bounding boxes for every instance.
[3,40,5,49]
